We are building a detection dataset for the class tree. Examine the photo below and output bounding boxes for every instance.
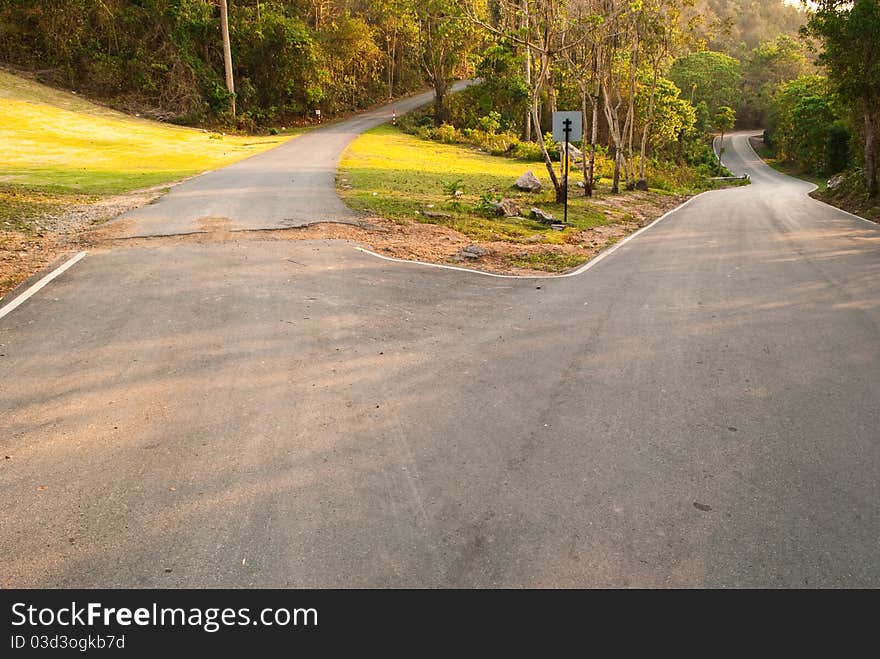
[804,0,880,196]
[768,75,839,174]
[219,0,235,116]
[632,0,692,189]
[465,0,586,202]
[714,104,735,173]
[668,50,741,124]
[636,75,696,151]
[740,34,811,127]
[417,0,478,127]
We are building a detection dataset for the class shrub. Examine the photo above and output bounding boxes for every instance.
[432,124,460,144]
[477,111,503,134]
[510,141,545,162]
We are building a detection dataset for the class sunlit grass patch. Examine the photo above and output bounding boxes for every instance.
[339,124,615,244]
[0,69,303,196]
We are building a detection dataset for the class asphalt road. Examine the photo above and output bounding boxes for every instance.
[115,82,472,238]
[1,132,878,588]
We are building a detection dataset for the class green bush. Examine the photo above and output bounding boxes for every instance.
[510,141,545,162]
[432,124,460,144]
[477,111,503,134]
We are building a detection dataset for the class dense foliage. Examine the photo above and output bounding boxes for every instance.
[0,0,430,127]
[2,0,872,199]
[802,0,879,195]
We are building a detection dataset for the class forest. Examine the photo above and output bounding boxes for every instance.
[0,0,876,198]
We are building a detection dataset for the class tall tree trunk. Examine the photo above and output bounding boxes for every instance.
[611,146,621,194]
[866,105,878,196]
[581,90,590,196]
[533,94,563,202]
[638,70,659,187]
[522,0,531,142]
[433,79,447,127]
[584,49,601,198]
[602,77,623,195]
[219,0,235,117]
[387,32,396,100]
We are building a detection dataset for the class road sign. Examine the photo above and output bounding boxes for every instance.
[552,111,581,227]
[552,111,582,143]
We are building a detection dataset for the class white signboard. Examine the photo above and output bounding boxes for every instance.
[552,111,582,143]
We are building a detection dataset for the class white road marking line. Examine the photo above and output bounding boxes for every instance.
[0,251,87,320]
[355,191,714,280]
[810,196,878,228]
[740,132,877,229]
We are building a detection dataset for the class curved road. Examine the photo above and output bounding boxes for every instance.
[115,82,473,237]
[1,132,878,587]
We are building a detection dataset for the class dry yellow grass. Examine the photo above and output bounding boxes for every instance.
[0,69,301,194]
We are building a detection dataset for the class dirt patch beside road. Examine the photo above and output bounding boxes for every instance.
[2,188,689,299]
[0,185,170,299]
[82,190,687,275]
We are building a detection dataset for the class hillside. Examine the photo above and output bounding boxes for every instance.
[0,68,299,295]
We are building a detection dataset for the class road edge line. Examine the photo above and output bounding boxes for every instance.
[0,251,87,321]
[809,195,878,229]
[354,190,714,280]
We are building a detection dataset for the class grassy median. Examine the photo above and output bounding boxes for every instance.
[338,124,619,246]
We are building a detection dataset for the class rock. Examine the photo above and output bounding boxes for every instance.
[515,171,543,193]
[827,173,846,190]
[576,181,585,188]
[550,223,567,231]
[423,211,452,219]
[525,234,543,243]
[635,178,649,191]
[560,142,583,162]
[491,198,521,217]
[461,245,486,259]
[530,207,554,223]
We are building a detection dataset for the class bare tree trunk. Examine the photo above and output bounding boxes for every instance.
[588,84,600,196]
[584,47,602,198]
[611,146,621,194]
[219,0,235,117]
[638,70,659,187]
[624,82,635,189]
[433,79,447,127]
[533,94,563,202]
[387,32,396,100]
[602,77,623,195]
[866,106,878,196]
[522,0,531,142]
[532,92,561,201]
[581,90,590,196]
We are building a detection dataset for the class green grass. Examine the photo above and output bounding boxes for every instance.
[0,69,304,196]
[339,124,617,244]
[0,188,93,234]
[504,252,589,272]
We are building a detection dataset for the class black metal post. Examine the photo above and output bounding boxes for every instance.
[563,118,571,226]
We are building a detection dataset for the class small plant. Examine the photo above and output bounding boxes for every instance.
[433,124,460,144]
[474,191,501,216]
[442,178,465,200]
[477,111,502,135]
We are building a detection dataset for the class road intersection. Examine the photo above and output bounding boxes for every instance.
[1,106,878,587]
